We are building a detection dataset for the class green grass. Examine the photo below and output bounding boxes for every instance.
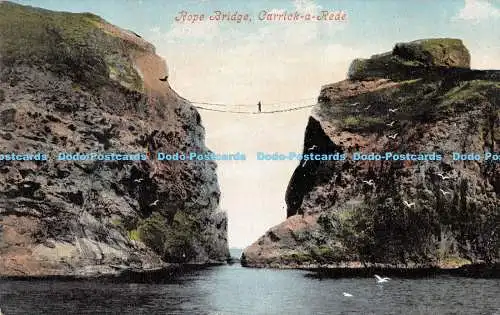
[348,59,365,77]
[310,245,348,263]
[311,245,336,258]
[137,212,168,253]
[110,218,122,226]
[128,211,200,262]
[0,2,98,62]
[340,115,384,132]
[439,80,499,113]
[396,38,469,68]
[128,229,140,241]
[350,38,470,80]
[419,38,465,58]
[342,116,360,126]
[443,80,498,102]
[0,1,144,91]
[439,256,472,267]
[337,208,356,222]
[399,78,422,84]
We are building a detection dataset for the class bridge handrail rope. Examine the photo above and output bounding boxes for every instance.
[193,103,316,114]
[189,97,317,107]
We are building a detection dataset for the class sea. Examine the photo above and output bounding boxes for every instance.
[0,250,499,315]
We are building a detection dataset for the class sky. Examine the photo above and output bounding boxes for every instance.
[12,0,500,248]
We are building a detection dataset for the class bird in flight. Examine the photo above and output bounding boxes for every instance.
[159,75,168,81]
[440,189,451,196]
[362,179,375,187]
[388,133,398,139]
[437,173,450,180]
[403,200,415,208]
[350,102,360,106]
[386,121,396,127]
[149,200,159,206]
[388,108,399,113]
[343,292,353,297]
[133,178,143,183]
[364,105,371,110]
[307,145,318,151]
[374,275,391,283]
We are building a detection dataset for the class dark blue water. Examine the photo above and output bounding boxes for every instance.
[0,264,499,314]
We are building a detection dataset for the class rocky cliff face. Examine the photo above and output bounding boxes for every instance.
[0,2,229,277]
[243,39,499,269]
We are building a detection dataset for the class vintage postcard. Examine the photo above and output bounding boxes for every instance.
[0,0,499,314]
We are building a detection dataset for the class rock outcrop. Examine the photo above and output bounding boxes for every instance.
[242,38,499,270]
[348,38,471,81]
[0,2,229,277]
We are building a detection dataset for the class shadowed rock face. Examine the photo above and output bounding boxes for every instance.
[243,38,499,270]
[0,2,229,277]
[286,117,340,217]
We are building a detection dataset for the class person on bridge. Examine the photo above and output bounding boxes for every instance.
[258,101,262,113]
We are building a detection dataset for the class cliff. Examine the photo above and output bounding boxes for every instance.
[0,2,229,277]
[242,38,499,270]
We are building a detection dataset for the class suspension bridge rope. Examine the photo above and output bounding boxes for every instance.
[189,97,317,107]
[193,103,316,114]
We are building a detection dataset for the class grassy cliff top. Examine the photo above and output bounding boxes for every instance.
[348,38,472,81]
[0,1,152,91]
[392,38,470,68]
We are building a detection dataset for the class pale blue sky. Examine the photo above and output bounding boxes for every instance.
[11,0,500,247]
[13,0,500,56]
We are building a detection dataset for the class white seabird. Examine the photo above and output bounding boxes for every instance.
[362,180,375,187]
[388,133,398,139]
[437,173,450,180]
[374,275,390,283]
[149,199,159,206]
[343,292,353,297]
[440,189,451,196]
[386,121,396,127]
[403,200,415,208]
[388,108,399,113]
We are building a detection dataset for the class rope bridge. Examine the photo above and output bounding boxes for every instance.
[189,98,318,114]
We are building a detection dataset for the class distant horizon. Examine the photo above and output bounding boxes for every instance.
[10,0,500,248]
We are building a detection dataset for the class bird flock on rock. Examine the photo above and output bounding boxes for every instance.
[349,102,456,210]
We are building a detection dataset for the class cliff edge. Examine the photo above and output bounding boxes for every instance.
[0,2,229,277]
[242,38,499,270]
